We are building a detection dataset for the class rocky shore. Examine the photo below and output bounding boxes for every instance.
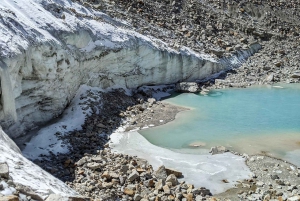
[14,85,298,201]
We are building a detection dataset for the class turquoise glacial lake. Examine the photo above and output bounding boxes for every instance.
[139,84,300,163]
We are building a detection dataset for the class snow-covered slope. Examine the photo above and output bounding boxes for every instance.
[0,127,77,198]
[0,0,261,138]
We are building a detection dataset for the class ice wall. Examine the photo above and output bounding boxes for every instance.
[0,60,17,125]
[0,0,261,138]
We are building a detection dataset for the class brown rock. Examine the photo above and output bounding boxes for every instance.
[101,171,111,179]
[163,185,170,194]
[0,195,19,201]
[165,168,182,178]
[124,187,135,195]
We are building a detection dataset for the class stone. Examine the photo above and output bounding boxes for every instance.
[76,158,87,166]
[154,166,167,179]
[155,179,165,190]
[165,168,182,178]
[128,170,139,182]
[163,185,170,194]
[0,163,9,179]
[186,193,194,201]
[210,49,225,57]
[291,73,300,78]
[134,194,142,201]
[147,98,156,105]
[271,175,279,180]
[0,196,19,201]
[209,146,227,155]
[144,179,155,187]
[102,182,113,188]
[86,162,101,170]
[266,73,274,82]
[124,187,135,195]
[175,82,200,93]
[101,171,111,179]
[120,165,129,173]
[256,181,264,187]
[166,174,178,186]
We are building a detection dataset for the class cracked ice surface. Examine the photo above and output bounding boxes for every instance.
[110,131,251,194]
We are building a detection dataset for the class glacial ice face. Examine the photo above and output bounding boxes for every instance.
[0,0,261,137]
[0,61,17,124]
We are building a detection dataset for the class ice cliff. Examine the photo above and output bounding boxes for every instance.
[0,0,261,137]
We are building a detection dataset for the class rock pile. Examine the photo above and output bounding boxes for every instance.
[66,148,211,201]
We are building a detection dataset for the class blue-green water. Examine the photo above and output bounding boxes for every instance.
[139,84,300,158]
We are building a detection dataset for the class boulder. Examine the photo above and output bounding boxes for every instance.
[291,73,300,78]
[209,146,227,155]
[175,82,200,93]
[165,168,183,178]
[154,166,168,179]
[0,163,9,179]
[166,174,178,186]
[128,170,139,182]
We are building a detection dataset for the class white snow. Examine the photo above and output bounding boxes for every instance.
[22,85,102,159]
[110,131,252,194]
[0,129,77,199]
[0,181,16,196]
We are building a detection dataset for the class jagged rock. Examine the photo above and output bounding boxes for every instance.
[155,179,165,190]
[163,185,171,194]
[166,174,178,186]
[144,179,155,187]
[175,82,200,93]
[154,166,168,179]
[128,170,139,182]
[165,168,183,178]
[209,146,227,155]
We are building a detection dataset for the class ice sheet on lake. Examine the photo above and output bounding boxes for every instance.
[110,131,252,194]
